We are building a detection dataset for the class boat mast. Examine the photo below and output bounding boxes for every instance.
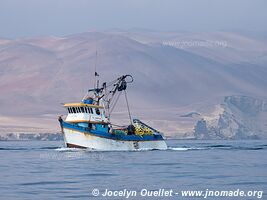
[87,61,134,125]
[93,49,102,104]
[94,50,99,89]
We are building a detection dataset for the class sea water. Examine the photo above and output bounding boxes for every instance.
[0,140,266,200]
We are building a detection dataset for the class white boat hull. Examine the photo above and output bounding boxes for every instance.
[63,128,168,151]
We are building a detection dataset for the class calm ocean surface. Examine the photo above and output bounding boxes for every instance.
[0,139,266,200]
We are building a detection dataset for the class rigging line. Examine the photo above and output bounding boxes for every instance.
[103,82,108,113]
[110,123,128,128]
[106,79,117,88]
[108,82,120,106]
[105,87,114,116]
[109,92,121,114]
[124,90,132,125]
[109,91,122,117]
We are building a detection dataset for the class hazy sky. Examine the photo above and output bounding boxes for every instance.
[0,0,266,38]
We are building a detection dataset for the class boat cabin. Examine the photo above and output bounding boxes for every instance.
[63,102,108,130]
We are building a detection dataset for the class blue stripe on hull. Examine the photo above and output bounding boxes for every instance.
[61,121,164,142]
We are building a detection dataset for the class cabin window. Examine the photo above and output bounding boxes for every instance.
[74,107,77,113]
[77,107,80,113]
[90,108,93,114]
[81,107,85,113]
[95,108,100,115]
[67,108,70,113]
[84,107,88,113]
[71,107,74,113]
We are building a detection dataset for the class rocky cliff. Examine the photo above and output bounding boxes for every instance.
[194,95,267,139]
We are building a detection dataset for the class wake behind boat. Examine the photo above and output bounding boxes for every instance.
[58,74,167,151]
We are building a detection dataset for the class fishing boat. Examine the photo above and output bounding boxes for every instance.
[58,74,167,151]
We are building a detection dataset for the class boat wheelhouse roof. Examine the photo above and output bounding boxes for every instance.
[63,102,104,109]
